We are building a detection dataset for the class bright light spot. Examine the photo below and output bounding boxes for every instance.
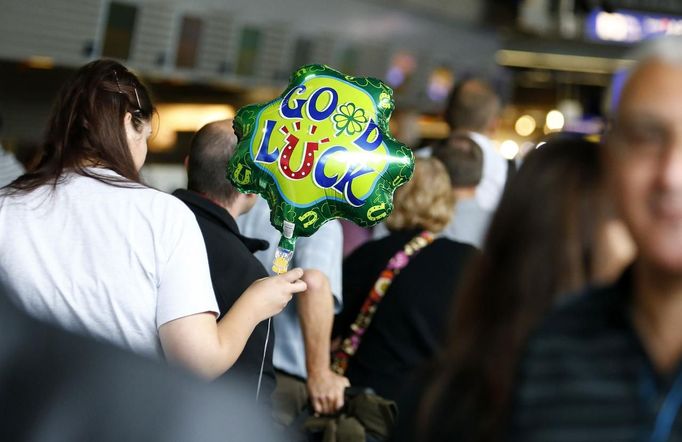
[546,110,565,131]
[25,56,54,69]
[536,141,547,149]
[500,140,519,160]
[595,12,634,42]
[150,103,235,152]
[515,115,536,137]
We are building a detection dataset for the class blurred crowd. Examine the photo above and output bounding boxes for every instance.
[4,35,682,442]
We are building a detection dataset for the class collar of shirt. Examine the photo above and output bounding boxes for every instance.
[578,266,682,388]
[172,189,269,253]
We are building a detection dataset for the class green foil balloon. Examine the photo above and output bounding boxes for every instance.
[227,64,414,273]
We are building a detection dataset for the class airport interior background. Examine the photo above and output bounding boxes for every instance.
[1,0,680,191]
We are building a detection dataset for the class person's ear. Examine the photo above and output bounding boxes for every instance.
[242,193,257,205]
[239,193,258,214]
[123,112,134,136]
[183,155,189,171]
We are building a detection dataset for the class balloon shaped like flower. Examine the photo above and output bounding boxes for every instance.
[227,64,414,273]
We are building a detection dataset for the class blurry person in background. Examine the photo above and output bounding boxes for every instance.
[507,36,682,442]
[393,137,634,442]
[0,113,24,187]
[172,120,277,406]
[0,59,305,381]
[444,77,508,213]
[391,109,422,151]
[332,157,477,403]
[387,77,505,245]
[0,287,283,442]
[433,134,487,249]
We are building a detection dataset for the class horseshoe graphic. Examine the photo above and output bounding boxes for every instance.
[279,124,329,180]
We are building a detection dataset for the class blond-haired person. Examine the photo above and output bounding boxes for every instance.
[332,157,478,402]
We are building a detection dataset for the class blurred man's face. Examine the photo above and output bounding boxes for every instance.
[609,60,682,273]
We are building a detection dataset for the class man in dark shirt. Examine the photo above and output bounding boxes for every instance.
[173,120,276,404]
[511,37,682,441]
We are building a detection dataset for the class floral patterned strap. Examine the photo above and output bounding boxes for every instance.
[331,231,435,376]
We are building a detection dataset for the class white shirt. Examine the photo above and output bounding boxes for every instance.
[469,132,508,212]
[237,197,343,378]
[0,168,219,358]
[373,197,492,249]
[440,197,492,249]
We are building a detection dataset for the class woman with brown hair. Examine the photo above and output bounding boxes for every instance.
[393,137,635,441]
[0,59,305,380]
[332,157,478,403]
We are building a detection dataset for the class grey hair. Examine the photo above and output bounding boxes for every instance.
[604,36,682,117]
[627,35,682,67]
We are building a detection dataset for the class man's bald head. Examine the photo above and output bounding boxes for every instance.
[444,78,501,135]
[187,119,240,204]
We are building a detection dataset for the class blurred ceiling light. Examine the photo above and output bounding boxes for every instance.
[150,103,235,152]
[25,56,54,69]
[589,10,682,43]
[515,114,536,137]
[595,12,635,41]
[546,110,565,131]
[500,140,520,160]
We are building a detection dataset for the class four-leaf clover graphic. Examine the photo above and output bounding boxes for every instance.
[333,103,368,136]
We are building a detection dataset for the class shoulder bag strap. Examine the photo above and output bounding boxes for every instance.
[331,230,435,375]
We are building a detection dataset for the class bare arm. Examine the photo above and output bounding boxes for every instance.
[298,269,350,414]
[159,268,306,380]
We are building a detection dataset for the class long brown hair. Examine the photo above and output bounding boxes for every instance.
[6,59,154,192]
[418,137,610,442]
